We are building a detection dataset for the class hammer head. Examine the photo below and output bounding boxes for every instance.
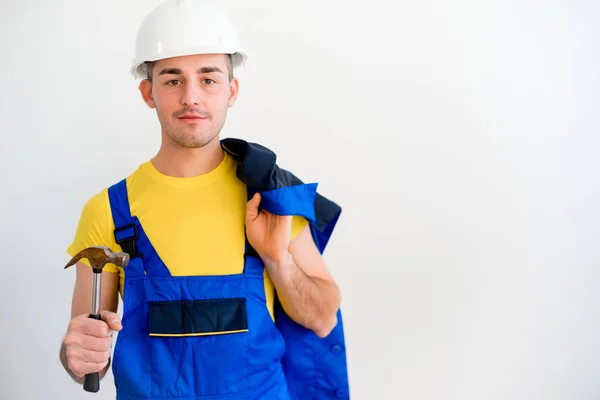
[64,246,130,272]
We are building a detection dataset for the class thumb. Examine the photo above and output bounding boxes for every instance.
[246,192,261,222]
[100,310,123,331]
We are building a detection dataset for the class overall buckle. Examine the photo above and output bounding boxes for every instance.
[114,223,143,259]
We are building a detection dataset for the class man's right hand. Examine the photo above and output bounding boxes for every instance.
[62,310,122,378]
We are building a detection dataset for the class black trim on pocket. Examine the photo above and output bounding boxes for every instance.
[148,298,248,337]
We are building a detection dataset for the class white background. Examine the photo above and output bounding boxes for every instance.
[1,0,599,399]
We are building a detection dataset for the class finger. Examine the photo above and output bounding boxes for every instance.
[65,332,112,352]
[82,334,113,352]
[249,192,261,208]
[70,316,112,338]
[68,359,109,377]
[245,193,261,221]
[100,310,123,332]
[82,348,112,364]
[263,209,292,225]
[65,345,110,370]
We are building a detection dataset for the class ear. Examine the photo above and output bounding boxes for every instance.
[227,77,239,108]
[139,79,155,109]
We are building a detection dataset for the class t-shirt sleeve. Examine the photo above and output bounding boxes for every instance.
[291,215,309,240]
[66,188,119,273]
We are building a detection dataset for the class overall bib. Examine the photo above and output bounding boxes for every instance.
[108,177,292,399]
[108,139,350,399]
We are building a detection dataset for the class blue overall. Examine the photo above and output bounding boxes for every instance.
[107,139,350,399]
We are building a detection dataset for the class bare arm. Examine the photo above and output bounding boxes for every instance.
[265,225,341,338]
[60,263,120,384]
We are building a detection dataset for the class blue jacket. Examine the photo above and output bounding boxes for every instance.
[221,138,350,399]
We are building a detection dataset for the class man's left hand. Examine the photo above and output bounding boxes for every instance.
[245,192,291,264]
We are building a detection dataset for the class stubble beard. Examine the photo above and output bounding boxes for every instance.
[159,106,228,149]
[167,125,219,149]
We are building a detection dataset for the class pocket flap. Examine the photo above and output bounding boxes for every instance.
[148,298,248,337]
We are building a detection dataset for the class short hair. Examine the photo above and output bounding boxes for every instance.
[145,54,233,83]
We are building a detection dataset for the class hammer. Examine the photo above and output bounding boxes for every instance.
[64,246,130,393]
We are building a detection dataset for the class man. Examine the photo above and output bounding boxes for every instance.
[60,1,349,399]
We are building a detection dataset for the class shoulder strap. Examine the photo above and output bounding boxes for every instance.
[107,179,171,277]
[107,179,142,259]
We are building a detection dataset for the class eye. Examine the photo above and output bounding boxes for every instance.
[203,79,216,85]
[166,80,181,86]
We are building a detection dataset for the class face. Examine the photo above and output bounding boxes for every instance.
[139,53,239,149]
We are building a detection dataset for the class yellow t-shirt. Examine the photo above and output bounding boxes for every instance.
[66,152,308,320]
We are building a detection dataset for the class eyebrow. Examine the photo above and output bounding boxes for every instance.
[158,66,224,76]
[198,66,224,74]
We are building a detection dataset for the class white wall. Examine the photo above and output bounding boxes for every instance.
[1,0,599,399]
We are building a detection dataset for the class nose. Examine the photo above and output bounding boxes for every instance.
[181,81,202,106]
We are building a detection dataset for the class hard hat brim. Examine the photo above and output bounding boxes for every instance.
[131,49,247,80]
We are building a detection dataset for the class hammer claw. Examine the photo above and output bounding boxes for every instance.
[63,246,130,270]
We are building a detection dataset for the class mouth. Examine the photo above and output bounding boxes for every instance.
[178,114,207,120]
[177,114,208,124]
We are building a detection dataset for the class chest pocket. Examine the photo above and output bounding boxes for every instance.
[149,298,249,337]
[149,292,252,398]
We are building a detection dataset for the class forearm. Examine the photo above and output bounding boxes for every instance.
[264,252,340,338]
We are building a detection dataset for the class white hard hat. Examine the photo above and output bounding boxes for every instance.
[130,0,247,79]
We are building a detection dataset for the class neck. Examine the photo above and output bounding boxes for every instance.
[152,135,225,178]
